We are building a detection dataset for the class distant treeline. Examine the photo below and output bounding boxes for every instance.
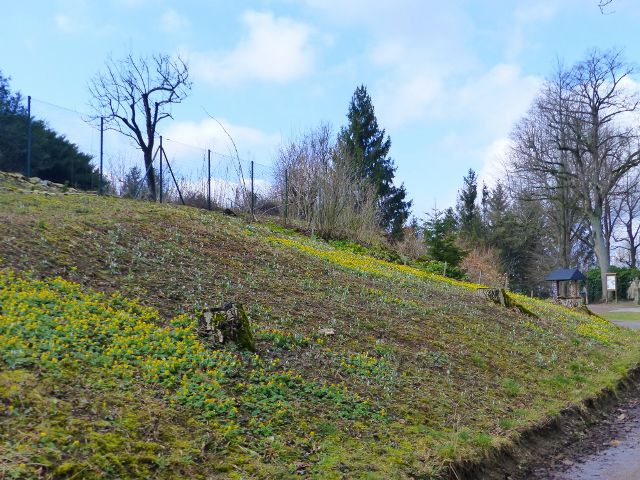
[0,71,99,189]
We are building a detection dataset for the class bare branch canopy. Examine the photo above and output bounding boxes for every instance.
[88,53,191,200]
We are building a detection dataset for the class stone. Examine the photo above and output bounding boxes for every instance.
[318,328,335,336]
[626,278,640,302]
[198,302,255,351]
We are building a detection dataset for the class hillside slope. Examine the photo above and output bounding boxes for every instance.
[1,174,640,479]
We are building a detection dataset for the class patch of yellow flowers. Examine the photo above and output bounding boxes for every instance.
[271,237,619,346]
[0,269,241,427]
[511,292,617,345]
[270,236,481,290]
[0,269,381,439]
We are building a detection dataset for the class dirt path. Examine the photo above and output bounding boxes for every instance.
[527,302,640,479]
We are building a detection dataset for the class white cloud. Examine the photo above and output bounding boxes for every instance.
[54,13,75,33]
[376,73,444,128]
[161,9,189,33]
[451,64,542,133]
[477,138,511,190]
[162,118,281,162]
[506,2,560,59]
[187,10,316,85]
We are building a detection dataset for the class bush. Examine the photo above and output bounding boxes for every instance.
[273,124,382,244]
[587,266,640,301]
[460,246,505,287]
[414,259,465,280]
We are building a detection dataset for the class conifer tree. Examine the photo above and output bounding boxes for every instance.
[423,207,466,267]
[0,71,99,189]
[338,85,411,240]
[456,169,480,237]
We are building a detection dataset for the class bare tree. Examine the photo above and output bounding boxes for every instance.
[273,124,332,227]
[273,124,381,242]
[510,49,640,299]
[89,53,191,200]
[509,70,586,270]
[612,169,640,267]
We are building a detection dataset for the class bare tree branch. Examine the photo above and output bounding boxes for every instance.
[509,48,640,298]
[88,53,191,200]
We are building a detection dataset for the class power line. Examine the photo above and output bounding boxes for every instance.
[31,96,95,120]
[29,96,275,170]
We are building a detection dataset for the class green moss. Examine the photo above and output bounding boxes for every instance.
[53,462,83,477]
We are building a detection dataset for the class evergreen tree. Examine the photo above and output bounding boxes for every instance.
[338,85,411,240]
[456,169,479,237]
[480,182,489,223]
[485,183,547,292]
[0,73,24,115]
[0,71,99,189]
[121,166,145,197]
[424,208,466,267]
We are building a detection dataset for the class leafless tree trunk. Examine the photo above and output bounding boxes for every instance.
[510,49,640,299]
[89,53,191,200]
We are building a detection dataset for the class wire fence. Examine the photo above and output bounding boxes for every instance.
[22,95,290,223]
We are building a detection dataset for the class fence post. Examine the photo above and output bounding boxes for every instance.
[159,136,163,203]
[99,116,104,195]
[250,160,255,219]
[26,95,32,178]
[207,149,211,211]
[284,168,288,227]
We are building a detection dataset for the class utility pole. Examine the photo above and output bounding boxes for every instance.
[207,149,211,211]
[250,160,255,219]
[284,168,288,227]
[159,136,163,203]
[26,96,32,177]
[99,116,104,194]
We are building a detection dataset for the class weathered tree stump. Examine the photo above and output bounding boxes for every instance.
[475,288,512,307]
[198,303,256,352]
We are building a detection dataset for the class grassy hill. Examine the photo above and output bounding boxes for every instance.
[1,172,640,479]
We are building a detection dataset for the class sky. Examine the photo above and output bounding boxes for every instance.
[2,0,640,218]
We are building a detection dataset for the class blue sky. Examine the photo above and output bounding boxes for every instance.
[2,0,640,217]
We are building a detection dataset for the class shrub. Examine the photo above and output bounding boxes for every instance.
[587,266,640,302]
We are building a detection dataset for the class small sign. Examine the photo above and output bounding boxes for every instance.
[606,273,617,291]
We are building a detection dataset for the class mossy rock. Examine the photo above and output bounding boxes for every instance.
[198,303,256,352]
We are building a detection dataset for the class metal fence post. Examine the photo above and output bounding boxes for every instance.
[250,160,255,218]
[26,95,32,178]
[159,136,163,203]
[207,149,211,211]
[99,116,104,195]
[284,168,288,227]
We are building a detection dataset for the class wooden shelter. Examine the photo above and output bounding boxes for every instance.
[545,268,587,307]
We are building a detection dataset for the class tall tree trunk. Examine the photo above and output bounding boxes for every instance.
[561,204,570,268]
[143,148,157,201]
[588,212,610,301]
[627,222,637,269]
